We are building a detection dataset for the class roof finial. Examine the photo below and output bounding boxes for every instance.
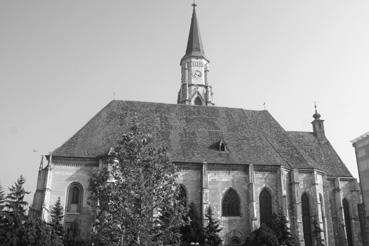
[192,0,197,8]
[313,101,321,120]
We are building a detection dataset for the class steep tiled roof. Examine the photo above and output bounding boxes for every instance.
[52,100,352,177]
[53,101,299,166]
[287,131,352,177]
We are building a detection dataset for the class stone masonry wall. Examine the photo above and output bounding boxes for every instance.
[49,157,98,239]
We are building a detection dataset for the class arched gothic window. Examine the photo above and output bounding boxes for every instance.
[343,198,353,246]
[259,188,273,226]
[178,184,187,207]
[194,96,202,106]
[301,193,312,246]
[222,188,240,217]
[67,182,83,213]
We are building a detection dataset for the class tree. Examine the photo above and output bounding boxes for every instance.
[203,206,222,246]
[49,197,64,240]
[181,202,203,245]
[0,184,5,211]
[89,124,186,246]
[24,217,64,246]
[64,219,87,246]
[245,224,279,246]
[270,211,297,246]
[0,175,30,245]
[0,184,6,244]
[0,176,63,246]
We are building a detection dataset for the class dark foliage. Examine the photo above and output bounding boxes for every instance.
[64,219,87,246]
[181,202,203,245]
[0,176,30,245]
[50,197,65,240]
[245,224,279,246]
[24,217,64,246]
[0,184,5,211]
[0,176,63,246]
[270,211,297,246]
[203,206,222,246]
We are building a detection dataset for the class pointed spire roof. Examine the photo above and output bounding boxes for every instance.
[182,4,207,62]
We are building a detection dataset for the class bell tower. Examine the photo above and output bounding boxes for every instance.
[177,3,214,106]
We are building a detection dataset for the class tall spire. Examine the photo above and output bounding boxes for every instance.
[177,3,213,106]
[182,3,206,62]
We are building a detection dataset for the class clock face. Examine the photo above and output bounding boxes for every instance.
[192,69,202,79]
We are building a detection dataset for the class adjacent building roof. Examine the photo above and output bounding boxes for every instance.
[52,100,352,177]
[351,132,369,144]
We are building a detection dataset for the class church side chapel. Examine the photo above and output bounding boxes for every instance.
[31,4,364,246]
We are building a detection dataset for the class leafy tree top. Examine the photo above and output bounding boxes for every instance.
[50,197,64,224]
[5,175,30,219]
[245,224,279,246]
[50,197,64,238]
[270,211,297,246]
[89,124,186,246]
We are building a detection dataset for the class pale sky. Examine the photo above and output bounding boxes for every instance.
[1,0,368,204]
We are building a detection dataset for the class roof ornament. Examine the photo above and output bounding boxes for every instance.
[313,101,321,120]
[192,0,197,8]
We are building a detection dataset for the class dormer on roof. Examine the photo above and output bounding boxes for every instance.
[218,139,228,152]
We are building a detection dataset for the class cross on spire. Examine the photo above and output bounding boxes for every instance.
[313,101,321,120]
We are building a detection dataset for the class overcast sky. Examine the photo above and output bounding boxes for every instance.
[1,0,368,204]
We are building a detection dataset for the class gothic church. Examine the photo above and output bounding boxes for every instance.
[31,4,365,246]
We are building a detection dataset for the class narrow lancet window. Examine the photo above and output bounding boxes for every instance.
[343,198,353,246]
[259,188,273,227]
[301,193,312,246]
[222,188,240,217]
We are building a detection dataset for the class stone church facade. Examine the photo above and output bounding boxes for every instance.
[31,5,365,246]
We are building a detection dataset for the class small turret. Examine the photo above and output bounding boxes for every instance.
[311,104,326,141]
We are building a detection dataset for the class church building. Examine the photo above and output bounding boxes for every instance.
[31,4,365,246]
